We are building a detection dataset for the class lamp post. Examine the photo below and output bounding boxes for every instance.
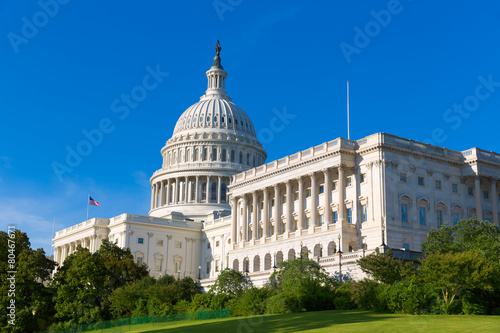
[337,234,342,281]
[198,265,201,281]
[272,251,277,272]
[244,257,249,289]
[381,222,386,247]
[317,244,323,263]
[300,241,303,259]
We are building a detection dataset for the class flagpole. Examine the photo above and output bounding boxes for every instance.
[347,80,350,140]
[86,194,89,221]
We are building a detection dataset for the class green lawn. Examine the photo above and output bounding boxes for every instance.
[87,310,500,333]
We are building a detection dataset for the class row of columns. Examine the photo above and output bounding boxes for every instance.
[151,175,229,209]
[54,235,100,266]
[231,165,354,245]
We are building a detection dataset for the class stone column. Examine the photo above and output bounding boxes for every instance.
[218,176,222,204]
[166,179,171,205]
[338,165,345,222]
[242,196,248,242]
[491,178,499,225]
[310,173,317,228]
[159,180,165,207]
[323,169,331,224]
[231,198,237,246]
[195,176,200,203]
[475,175,483,221]
[273,184,280,234]
[297,177,304,231]
[286,180,293,233]
[150,183,155,210]
[207,176,212,202]
[174,177,179,204]
[263,188,269,238]
[184,177,189,203]
[252,191,258,241]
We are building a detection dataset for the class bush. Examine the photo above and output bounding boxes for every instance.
[350,279,388,312]
[333,282,356,310]
[385,277,434,314]
[265,293,291,314]
[230,287,274,316]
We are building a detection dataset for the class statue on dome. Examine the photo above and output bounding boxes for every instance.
[212,40,223,69]
[215,40,221,56]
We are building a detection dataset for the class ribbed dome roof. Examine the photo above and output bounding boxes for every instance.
[172,98,256,137]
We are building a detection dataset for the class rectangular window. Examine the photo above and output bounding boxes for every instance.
[306,189,311,197]
[401,204,408,222]
[484,191,489,199]
[361,204,367,222]
[347,208,352,224]
[157,239,163,246]
[333,211,338,223]
[468,187,474,196]
[319,185,324,194]
[216,240,220,247]
[436,210,443,228]
[206,262,210,274]
[305,217,311,228]
[360,173,366,183]
[400,172,407,183]
[346,177,352,187]
[176,241,182,248]
[175,261,181,273]
[137,257,143,266]
[453,213,459,225]
[138,237,144,244]
[332,181,337,190]
[319,214,324,226]
[215,260,220,272]
[155,258,162,271]
[294,191,299,200]
[452,183,458,193]
[435,180,442,190]
[418,176,425,186]
[419,207,426,225]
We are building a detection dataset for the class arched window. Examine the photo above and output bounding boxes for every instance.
[211,182,217,201]
[186,149,190,162]
[276,251,283,264]
[172,152,176,164]
[314,244,322,257]
[239,151,243,164]
[288,249,296,261]
[201,183,207,201]
[264,253,272,270]
[202,148,207,161]
[327,241,336,255]
[221,183,227,203]
[231,150,235,162]
[253,255,260,272]
[221,149,227,162]
[194,148,199,161]
[233,259,239,271]
[212,148,217,161]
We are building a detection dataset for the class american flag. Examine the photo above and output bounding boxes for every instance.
[89,196,101,207]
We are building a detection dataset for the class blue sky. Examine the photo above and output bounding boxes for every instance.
[1,1,500,253]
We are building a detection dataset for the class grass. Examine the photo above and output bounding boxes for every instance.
[88,310,500,333]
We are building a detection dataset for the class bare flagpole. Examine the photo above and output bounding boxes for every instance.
[347,81,350,140]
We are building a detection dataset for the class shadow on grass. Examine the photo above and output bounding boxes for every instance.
[138,310,397,333]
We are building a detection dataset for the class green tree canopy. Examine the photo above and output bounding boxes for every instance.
[0,230,56,332]
[209,268,246,298]
[421,219,500,265]
[357,248,415,284]
[51,240,148,329]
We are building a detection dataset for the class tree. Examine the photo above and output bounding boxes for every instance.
[268,255,338,312]
[421,219,500,265]
[420,250,498,314]
[51,240,148,328]
[0,230,56,333]
[209,268,245,298]
[357,248,415,284]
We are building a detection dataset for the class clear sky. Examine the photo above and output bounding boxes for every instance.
[1,1,500,253]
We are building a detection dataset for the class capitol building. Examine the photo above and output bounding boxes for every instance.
[52,43,500,286]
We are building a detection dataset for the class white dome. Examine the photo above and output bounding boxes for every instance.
[173,98,256,137]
